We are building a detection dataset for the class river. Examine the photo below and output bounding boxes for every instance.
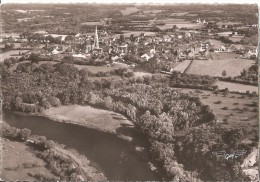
[2,111,161,181]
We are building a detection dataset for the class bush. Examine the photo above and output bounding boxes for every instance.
[222,107,229,110]
[252,108,258,112]
[243,107,249,112]
[214,100,222,104]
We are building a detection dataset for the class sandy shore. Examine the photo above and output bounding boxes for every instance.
[41,105,135,141]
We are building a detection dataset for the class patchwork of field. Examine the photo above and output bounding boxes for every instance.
[179,88,258,141]
[2,139,57,181]
[186,59,254,77]
[157,18,203,30]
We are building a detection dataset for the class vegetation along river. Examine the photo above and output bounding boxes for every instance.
[3,111,161,181]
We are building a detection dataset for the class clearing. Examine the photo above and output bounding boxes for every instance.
[44,105,134,140]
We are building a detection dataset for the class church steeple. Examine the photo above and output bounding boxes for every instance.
[94,26,99,48]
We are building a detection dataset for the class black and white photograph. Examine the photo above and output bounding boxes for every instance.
[0,1,259,181]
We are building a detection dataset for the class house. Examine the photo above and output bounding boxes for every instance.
[200,43,209,52]
[163,35,171,42]
[117,43,128,54]
[177,35,183,39]
[247,48,258,57]
[141,54,151,61]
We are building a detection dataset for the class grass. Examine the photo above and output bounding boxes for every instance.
[186,58,254,77]
[2,139,57,181]
[73,65,114,73]
[180,88,258,141]
[0,50,29,61]
[44,105,134,138]
[120,7,139,15]
[216,81,258,93]
[172,60,192,73]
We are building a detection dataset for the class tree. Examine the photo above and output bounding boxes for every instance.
[103,96,113,110]
[223,88,229,96]
[19,128,31,140]
[222,70,227,77]
[61,55,74,64]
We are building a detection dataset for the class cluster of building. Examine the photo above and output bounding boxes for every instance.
[1,23,258,66]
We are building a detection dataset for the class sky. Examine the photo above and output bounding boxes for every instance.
[1,0,260,4]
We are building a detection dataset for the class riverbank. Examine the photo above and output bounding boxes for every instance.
[1,137,106,181]
[4,109,162,181]
[40,105,135,141]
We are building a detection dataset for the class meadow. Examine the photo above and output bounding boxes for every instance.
[216,81,258,93]
[180,88,258,141]
[172,60,192,73]
[44,105,134,140]
[185,58,254,77]
[2,139,57,181]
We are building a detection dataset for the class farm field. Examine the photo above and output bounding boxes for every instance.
[229,36,244,42]
[133,71,152,78]
[172,60,191,73]
[120,6,139,15]
[73,65,114,73]
[156,18,203,30]
[179,88,258,141]
[114,31,156,38]
[216,81,258,93]
[2,139,57,181]
[217,31,232,36]
[185,59,255,77]
[0,50,29,61]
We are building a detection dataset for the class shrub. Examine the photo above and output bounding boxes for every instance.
[252,108,258,112]
[243,107,249,112]
[222,107,229,110]
[214,100,222,104]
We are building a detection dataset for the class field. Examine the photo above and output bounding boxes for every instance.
[217,31,232,36]
[172,60,192,73]
[133,71,152,78]
[0,50,29,61]
[216,81,258,93]
[44,105,134,140]
[114,31,156,38]
[120,7,139,15]
[73,65,114,73]
[2,139,57,181]
[179,89,258,141]
[186,58,255,77]
[157,18,203,30]
[229,36,244,42]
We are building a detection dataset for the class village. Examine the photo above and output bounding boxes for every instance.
[0,15,258,75]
